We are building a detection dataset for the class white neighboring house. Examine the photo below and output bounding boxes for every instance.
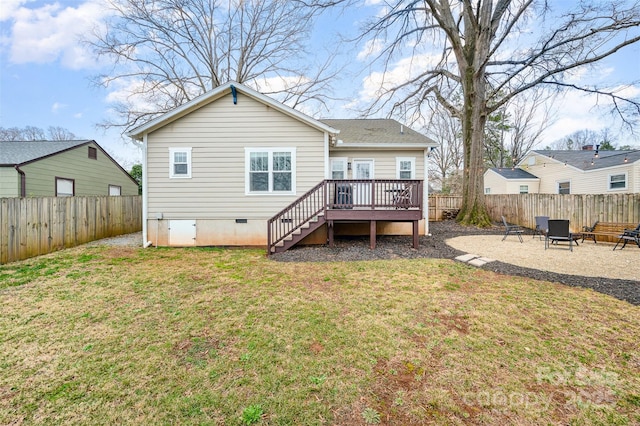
[126,81,438,249]
[484,167,540,195]
[484,148,640,195]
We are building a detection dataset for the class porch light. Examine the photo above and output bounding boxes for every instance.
[624,156,628,163]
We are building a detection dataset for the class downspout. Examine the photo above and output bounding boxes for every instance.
[142,133,150,247]
[14,165,26,197]
[423,150,430,236]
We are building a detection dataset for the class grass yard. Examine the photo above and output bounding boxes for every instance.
[1,245,639,425]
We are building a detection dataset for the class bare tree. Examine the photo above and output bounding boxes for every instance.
[0,126,78,141]
[87,0,340,134]
[47,126,77,141]
[426,108,463,193]
[506,91,556,165]
[326,1,640,226]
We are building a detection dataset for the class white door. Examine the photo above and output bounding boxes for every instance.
[353,160,374,205]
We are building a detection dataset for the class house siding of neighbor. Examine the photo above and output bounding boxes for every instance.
[484,168,540,194]
[0,140,139,198]
[128,82,438,247]
[485,149,640,195]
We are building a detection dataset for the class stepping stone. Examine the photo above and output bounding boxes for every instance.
[468,258,488,267]
[477,257,495,263]
[455,254,479,262]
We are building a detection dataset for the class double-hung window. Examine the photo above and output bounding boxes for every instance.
[246,148,296,194]
[169,147,192,178]
[608,173,627,190]
[330,158,347,179]
[519,185,529,194]
[396,157,415,179]
[558,181,570,194]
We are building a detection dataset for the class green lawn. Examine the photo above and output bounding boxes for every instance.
[1,245,639,425]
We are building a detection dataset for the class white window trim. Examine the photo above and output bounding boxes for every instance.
[557,180,571,194]
[396,157,416,179]
[485,187,491,194]
[169,147,192,179]
[108,184,122,196]
[330,157,348,180]
[608,172,627,191]
[245,147,296,195]
[519,185,529,194]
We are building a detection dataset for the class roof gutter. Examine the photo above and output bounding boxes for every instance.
[14,165,26,197]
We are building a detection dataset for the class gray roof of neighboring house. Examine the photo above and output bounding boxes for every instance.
[489,167,539,179]
[0,140,92,165]
[530,149,640,171]
[320,119,437,146]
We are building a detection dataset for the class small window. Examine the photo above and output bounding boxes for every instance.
[169,148,192,178]
[609,173,627,190]
[558,181,570,194]
[528,157,535,166]
[396,157,415,179]
[245,148,296,194]
[485,188,491,194]
[108,185,121,196]
[56,177,74,197]
[519,185,529,194]
[88,146,97,160]
[330,158,347,179]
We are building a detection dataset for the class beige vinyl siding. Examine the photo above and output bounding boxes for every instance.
[0,167,20,197]
[18,143,138,197]
[483,170,506,194]
[525,154,637,194]
[146,92,326,220]
[329,149,425,180]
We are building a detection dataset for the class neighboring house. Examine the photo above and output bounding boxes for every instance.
[484,148,640,194]
[126,81,438,250]
[484,167,540,195]
[0,140,139,198]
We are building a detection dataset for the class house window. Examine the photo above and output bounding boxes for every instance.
[169,148,192,178]
[519,185,529,194]
[609,173,627,190]
[396,157,415,179]
[485,188,491,194]
[245,148,296,194]
[527,157,535,166]
[109,185,121,196]
[558,181,570,194]
[330,158,347,179]
[56,177,74,197]
[88,146,97,160]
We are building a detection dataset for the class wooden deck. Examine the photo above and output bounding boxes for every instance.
[267,179,423,255]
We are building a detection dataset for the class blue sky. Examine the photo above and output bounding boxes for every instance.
[1,0,639,170]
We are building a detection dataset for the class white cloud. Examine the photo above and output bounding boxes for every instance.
[0,0,27,21]
[5,0,109,69]
[51,101,67,113]
[357,38,384,61]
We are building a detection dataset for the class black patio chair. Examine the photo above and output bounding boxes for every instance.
[581,220,599,243]
[501,216,524,243]
[545,219,579,252]
[533,216,549,240]
[613,223,640,251]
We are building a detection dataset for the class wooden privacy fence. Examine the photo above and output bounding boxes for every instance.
[0,196,142,264]
[485,193,640,232]
[428,195,463,221]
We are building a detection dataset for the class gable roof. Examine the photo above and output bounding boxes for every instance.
[488,167,539,179]
[0,140,92,166]
[527,149,640,171]
[321,119,437,148]
[126,81,340,140]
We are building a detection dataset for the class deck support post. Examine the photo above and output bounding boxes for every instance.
[413,220,419,249]
[328,220,334,247]
[370,220,377,249]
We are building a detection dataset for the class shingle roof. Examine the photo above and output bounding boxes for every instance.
[489,167,539,179]
[320,119,437,146]
[0,140,92,165]
[531,149,640,170]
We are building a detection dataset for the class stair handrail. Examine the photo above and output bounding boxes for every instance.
[267,180,328,254]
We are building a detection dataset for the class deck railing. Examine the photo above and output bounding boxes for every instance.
[267,179,422,254]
